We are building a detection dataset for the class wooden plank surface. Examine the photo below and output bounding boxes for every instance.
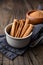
[0,0,43,65]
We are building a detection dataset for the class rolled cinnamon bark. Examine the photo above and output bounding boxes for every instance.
[20,19,30,37]
[15,20,25,37]
[10,19,18,37]
[15,21,19,35]
[22,24,34,38]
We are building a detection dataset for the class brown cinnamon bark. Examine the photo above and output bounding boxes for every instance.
[22,24,34,37]
[20,19,30,37]
[10,19,18,37]
[15,20,25,37]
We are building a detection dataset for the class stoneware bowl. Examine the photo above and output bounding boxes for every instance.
[5,23,32,48]
[26,10,43,25]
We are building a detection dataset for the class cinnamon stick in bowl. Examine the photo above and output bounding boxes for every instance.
[10,19,17,37]
[20,19,30,37]
[22,24,34,38]
[15,20,25,37]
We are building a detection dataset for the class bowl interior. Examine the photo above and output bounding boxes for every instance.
[6,24,12,35]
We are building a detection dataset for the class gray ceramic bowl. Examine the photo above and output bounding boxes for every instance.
[5,23,32,48]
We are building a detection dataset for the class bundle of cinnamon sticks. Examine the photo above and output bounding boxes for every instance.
[10,18,34,38]
[10,10,43,38]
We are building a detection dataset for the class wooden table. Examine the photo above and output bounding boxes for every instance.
[0,0,43,65]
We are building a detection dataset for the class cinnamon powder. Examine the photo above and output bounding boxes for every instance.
[30,11,43,18]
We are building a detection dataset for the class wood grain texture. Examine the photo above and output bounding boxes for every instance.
[0,0,43,65]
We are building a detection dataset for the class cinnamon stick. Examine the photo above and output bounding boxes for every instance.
[22,24,34,37]
[15,20,25,37]
[20,19,30,37]
[10,19,18,37]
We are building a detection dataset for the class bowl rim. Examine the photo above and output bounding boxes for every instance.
[5,23,32,40]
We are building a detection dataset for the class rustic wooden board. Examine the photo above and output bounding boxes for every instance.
[0,0,43,65]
